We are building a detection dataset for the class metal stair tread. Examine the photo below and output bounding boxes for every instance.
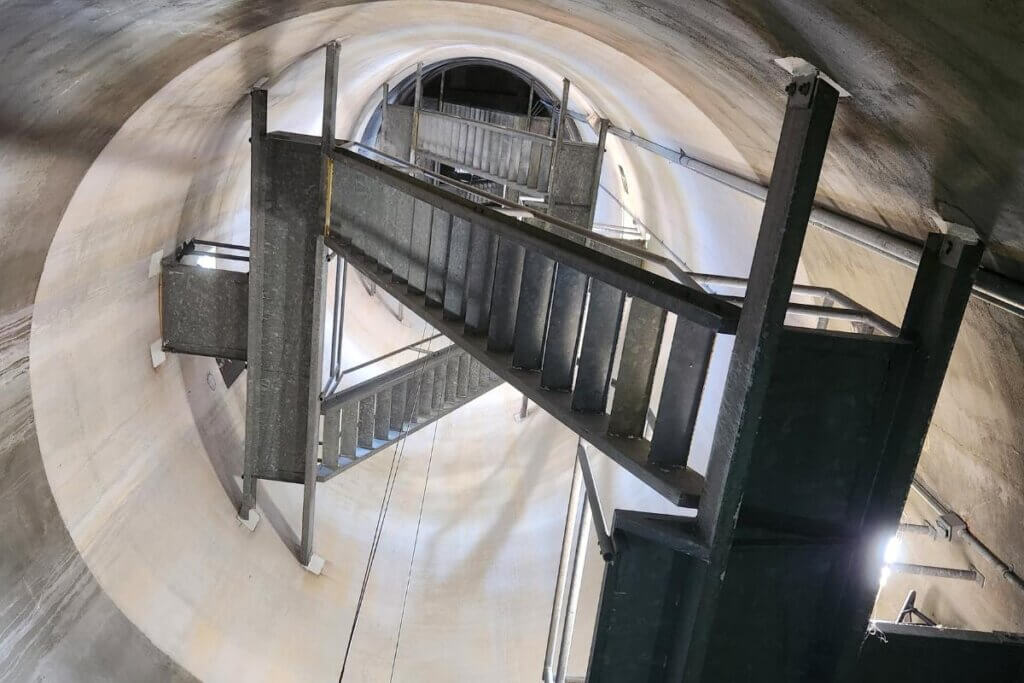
[326,238,704,507]
[318,371,504,483]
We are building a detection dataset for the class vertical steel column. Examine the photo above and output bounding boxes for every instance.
[577,443,614,561]
[547,78,571,204]
[240,87,268,519]
[410,62,423,164]
[381,82,390,140]
[698,73,840,545]
[300,40,340,567]
[526,85,535,128]
[543,456,584,683]
[585,119,610,229]
[438,70,446,110]
[321,41,338,152]
[326,40,345,392]
[687,74,840,680]
[834,232,984,677]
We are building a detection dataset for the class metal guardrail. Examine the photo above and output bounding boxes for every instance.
[340,141,895,335]
[332,142,740,332]
[322,344,459,412]
[174,238,250,264]
[421,108,556,145]
[343,141,703,286]
[334,333,443,379]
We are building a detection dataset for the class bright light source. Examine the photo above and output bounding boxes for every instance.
[876,535,901,590]
[197,255,216,269]
[884,535,902,564]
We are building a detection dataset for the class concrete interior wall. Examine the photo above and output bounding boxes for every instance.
[3,1,1023,681]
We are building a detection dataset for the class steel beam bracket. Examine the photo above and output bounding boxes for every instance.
[785,72,821,109]
[936,512,967,541]
[175,238,197,261]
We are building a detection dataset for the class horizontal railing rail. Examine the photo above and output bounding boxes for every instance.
[689,273,900,336]
[335,333,444,378]
[322,343,459,412]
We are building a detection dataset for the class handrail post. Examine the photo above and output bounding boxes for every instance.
[578,442,615,561]
[543,456,583,683]
[299,40,341,570]
[321,41,339,153]
[410,62,423,164]
[555,499,592,683]
[324,41,344,394]
[526,84,535,128]
[326,258,347,395]
[381,81,390,140]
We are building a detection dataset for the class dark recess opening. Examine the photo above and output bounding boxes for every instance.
[397,64,549,118]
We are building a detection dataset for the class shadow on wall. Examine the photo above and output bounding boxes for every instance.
[727,0,1024,279]
[179,354,303,556]
[0,1,292,168]
[923,4,1024,275]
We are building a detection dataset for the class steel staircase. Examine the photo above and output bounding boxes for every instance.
[324,67,991,680]
[189,45,999,677]
[327,142,740,507]
[160,51,1005,681]
[319,344,502,481]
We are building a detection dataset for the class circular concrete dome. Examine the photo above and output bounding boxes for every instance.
[26,4,761,680]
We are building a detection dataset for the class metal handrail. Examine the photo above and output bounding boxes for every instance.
[415,149,553,199]
[322,343,459,412]
[335,333,444,378]
[720,297,898,337]
[332,142,739,331]
[338,141,895,335]
[415,105,556,145]
[694,273,900,336]
[191,239,250,251]
[342,140,695,286]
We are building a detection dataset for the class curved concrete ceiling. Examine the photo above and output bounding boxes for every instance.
[2,1,1023,681]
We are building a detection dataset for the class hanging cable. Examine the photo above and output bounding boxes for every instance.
[337,324,438,681]
[388,418,442,682]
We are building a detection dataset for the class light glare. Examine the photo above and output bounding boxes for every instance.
[884,535,901,564]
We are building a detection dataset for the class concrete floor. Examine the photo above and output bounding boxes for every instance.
[2,1,1023,681]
